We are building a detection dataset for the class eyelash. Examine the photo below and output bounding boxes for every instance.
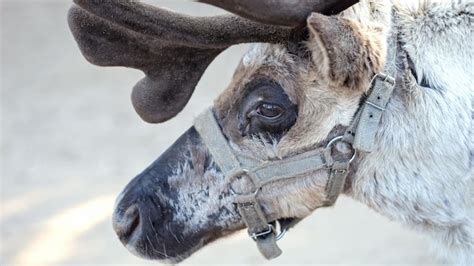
[256,102,284,119]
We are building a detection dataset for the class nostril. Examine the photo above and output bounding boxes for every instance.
[113,204,140,244]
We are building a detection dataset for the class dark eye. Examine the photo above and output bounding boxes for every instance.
[238,77,298,140]
[256,103,284,119]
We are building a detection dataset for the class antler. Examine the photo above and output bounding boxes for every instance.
[68,0,358,123]
[198,0,359,26]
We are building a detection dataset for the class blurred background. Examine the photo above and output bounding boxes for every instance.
[1,0,437,265]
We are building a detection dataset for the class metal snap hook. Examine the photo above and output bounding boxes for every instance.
[275,220,288,241]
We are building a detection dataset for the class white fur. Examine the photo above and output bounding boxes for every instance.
[238,0,473,264]
[350,1,473,264]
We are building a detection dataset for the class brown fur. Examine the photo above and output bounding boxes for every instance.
[215,7,387,161]
[209,3,390,223]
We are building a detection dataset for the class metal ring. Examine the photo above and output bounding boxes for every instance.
[325,135,344,149]
[227,168,250,181]
[326,136,357,163]
[275,227,287,241]
[228,168,260,196]
[229,186,237,196]
[229,186,260,196]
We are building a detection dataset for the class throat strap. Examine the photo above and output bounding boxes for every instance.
[349,73,396,152]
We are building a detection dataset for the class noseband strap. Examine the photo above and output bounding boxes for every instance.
[194,72,395,259]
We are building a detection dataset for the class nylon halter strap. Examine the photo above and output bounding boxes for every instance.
[194,72,395,259]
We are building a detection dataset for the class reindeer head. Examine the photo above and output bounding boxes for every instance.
[69,0,389,262]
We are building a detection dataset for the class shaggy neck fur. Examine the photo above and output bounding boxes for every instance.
[216,1,472,264]
[344,2,473,264]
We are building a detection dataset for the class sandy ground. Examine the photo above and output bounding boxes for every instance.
[1,1,439,265]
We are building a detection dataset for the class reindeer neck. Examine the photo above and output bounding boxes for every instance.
[344,15,473,242]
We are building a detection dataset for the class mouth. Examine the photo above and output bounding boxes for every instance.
[120,222,224,263]
[111,126,242,262]
[111,120,306,262]
[115,212,300,263]
[112,193,210,262]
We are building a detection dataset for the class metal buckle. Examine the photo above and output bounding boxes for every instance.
[326,136,356,163]
[364,73,396,111]
[250,221,288,241]
[370,72,395,86]
[250,224,274,240]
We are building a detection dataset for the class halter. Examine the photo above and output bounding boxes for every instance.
[194,72,395,259]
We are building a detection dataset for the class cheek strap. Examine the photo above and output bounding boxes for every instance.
[193,71,395,260]
[194,108,352,259]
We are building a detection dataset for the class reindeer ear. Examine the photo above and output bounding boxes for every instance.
[307,13,385,91]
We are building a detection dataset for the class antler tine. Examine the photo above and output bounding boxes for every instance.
[69,0,358,123]
[197,0,360,26]
[73,0,292,49]
[69,0,292,123]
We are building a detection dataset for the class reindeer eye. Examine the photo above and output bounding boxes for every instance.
[238,77,298,141]
[257,103,284,119]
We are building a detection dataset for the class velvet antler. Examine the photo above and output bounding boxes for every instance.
[68,0,358,123]
[198,0,359,26]
[68,0,291,123]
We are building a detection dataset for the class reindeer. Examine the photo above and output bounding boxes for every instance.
[68,0,473,264]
